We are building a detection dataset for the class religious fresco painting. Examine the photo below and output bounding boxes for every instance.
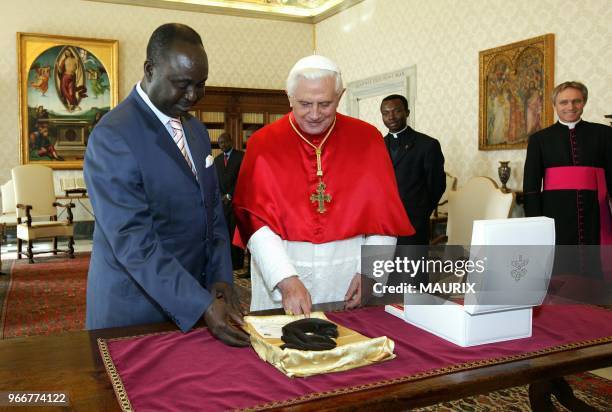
[18,33,118,169]
[478,34,554,150]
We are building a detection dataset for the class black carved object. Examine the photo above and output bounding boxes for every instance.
[281,318,339,351]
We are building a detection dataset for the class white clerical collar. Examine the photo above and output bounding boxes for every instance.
[390,125,408,139]
[136,81,178,127]
[559,118,581,130]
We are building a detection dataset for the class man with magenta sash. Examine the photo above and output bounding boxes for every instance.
[524,81,612,246]
[523,81,611,403]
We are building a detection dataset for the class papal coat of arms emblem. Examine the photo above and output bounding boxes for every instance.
[510,254,529,282]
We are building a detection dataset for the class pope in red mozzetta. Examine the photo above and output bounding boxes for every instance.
[233,55,414,315]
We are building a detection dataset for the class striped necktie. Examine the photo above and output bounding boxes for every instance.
[168,119,197,176]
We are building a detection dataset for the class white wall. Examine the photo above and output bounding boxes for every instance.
[316,0,612,190]
[2,0,610,192]
[0,0,312,184]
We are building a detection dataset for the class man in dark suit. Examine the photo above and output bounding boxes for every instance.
[84,23,249,347]
[381,94,446,245]
[214,132,245,270]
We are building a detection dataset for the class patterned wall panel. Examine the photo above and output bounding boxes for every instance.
[0,0,311,184]
[316,0,612,190]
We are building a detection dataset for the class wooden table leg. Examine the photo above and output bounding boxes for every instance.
[529,377,599,412]
[529,379,557,412]
[550,377,599,411]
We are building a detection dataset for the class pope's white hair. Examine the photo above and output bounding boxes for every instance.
[286,68,343,97]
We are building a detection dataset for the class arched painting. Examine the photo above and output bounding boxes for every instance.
[479,34,554,150]
[18,33,118,169]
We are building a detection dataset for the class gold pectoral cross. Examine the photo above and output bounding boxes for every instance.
[310,181,332,214]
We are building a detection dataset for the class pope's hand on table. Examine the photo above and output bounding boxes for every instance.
[344,273,362,310]
[277,276,312,316]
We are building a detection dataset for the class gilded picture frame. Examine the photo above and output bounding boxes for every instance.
[479,34,554,151]
[17,32,119,169]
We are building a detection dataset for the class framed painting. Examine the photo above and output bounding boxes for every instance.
[17,33,118,169]
[479,34,554,150]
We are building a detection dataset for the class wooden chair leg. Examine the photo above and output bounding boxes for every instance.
[27,240,34,264]
[53,237,58,255]
[68,236,75,258]
[17,238,22,259]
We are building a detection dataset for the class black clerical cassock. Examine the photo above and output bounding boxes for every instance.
[523,120,612,245]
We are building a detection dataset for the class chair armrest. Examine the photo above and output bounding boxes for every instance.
[430,235,448,245]
[432,200,449,218]
[16,203,33,227]
[53,202,75,224]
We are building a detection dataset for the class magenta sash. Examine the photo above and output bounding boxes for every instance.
[544,166,612,245]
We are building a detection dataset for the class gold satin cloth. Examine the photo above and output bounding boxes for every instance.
[244,312,395,378]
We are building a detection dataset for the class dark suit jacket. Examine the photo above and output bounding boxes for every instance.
[84,87,232,332]
[214,149,244,225]
[385,127,446,244]
[214,150,244,198]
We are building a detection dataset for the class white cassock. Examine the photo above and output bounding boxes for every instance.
[247,226,396,311]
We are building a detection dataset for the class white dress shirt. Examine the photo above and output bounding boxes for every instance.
[136,82,197,169]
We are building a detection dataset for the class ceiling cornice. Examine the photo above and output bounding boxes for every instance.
[83,0,363,24]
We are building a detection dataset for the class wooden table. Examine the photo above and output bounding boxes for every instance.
[1,318,611,412]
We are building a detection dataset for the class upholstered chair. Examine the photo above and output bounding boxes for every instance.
[0,179,18,270]
[433,176,515,246]
[430,172,458,241]
[11,165,75,263]
[0,180,17,227]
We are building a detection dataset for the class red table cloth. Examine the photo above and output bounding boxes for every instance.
[98,305,612,411]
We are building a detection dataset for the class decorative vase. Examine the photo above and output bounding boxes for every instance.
[498,161,511,193]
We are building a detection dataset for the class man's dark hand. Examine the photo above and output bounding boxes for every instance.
[205,283,249,347]
[211,282,247,320]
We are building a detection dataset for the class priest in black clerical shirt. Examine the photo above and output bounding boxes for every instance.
[381,94,446,245]
[523,81,612,246]
[214,132,245,269]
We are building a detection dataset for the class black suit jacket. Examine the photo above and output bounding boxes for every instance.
[214,149,245,219]
[214,150,244,196]
[384,127,446,244]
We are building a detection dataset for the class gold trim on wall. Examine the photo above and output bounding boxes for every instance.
[478,34,554,151]
[17,32,119,170]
